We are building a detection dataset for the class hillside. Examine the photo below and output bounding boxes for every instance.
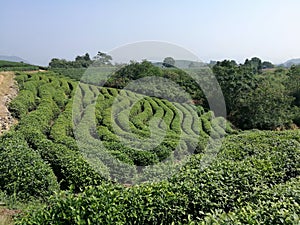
[281,58,300,67]
[0,60,40,72]
[0,72,18,135]
[0,55,28,63]
[0,69,298,224]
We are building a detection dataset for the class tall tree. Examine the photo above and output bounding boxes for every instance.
[93,52,113,65]
[286,65,300,106]
[213,60,242,114]
[163,57,175,67]
[244,57,262,74]
[84,53,91,61]
[234,77,293,129]
[49,58,70,68]
[262,61,274,69]
[213,60,258,125]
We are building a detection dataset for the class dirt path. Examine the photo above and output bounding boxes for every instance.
[0,72,18,135]
[0,207,19,225]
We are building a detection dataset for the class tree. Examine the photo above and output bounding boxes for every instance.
[213,60,243,114]
[106,60,162,88]
[286,65,300,106]
[49,53,92,68]
[75,53,92,68]
[243,57,262,74]
[234,77,293,129]
[163,57,175,67]
[49,58,70,68]
[93,52,112,65]
[75,53,91,62]
[84,53,91,61]
[262,61,274,69]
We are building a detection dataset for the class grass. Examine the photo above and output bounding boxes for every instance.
[0,192,43,225]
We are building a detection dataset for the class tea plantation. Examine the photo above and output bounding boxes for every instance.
[0,71,299,224]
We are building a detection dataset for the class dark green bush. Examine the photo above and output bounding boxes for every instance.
[15,182,189,225]
[9,90,36,118]
[202,177,300,224]
[0,133,59,200]
[24,130,106,191]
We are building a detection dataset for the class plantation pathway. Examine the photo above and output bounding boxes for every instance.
[0,71,18,135]
[0,207,20,225]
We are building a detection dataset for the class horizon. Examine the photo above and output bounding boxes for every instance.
[0,53,295,67]
[1,0,300,66]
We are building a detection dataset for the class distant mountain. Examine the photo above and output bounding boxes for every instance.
[0,55,29,64]
[281,58,300,68]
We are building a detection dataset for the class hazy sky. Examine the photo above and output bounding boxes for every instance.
[1,0,300,66]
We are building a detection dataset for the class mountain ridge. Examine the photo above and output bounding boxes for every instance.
[0,55,29,64]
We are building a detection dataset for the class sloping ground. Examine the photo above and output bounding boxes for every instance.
[0,72,18,135]
[0,208,19,225]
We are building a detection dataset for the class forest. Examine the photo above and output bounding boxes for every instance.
[0,54,300,224]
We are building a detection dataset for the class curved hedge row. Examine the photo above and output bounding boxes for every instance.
[14,130,300,224]
[0,132,59,200]
[90,84,228,166]
[1,71,300,224]
[202,176,300,224]
[4,72,108,194]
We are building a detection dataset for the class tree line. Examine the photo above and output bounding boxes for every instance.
[48,52,300,130]
[213,57,299,130]
[48,52,113,68]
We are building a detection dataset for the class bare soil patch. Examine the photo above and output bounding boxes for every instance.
[0,72,18,135]
[0,207,20,225]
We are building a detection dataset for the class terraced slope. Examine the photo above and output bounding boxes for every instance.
[1,71,300,224]
[72,81,230,182]
[0,71,230,196]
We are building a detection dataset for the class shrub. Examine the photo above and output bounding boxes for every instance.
[0,133,59,200]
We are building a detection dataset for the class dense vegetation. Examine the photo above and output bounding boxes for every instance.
[0,60,41,71]
[50,54,300,130]
[212,58,297,129]
[14,130,300,224]
[0,56,300,224]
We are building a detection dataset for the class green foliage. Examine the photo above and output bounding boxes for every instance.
[93,51,113,65]
[106,61,162,88]
[244,57,262,74]
[4,72,108,194]
[262,60,275,69]
[286,65,300,106]
[14,130,300,224]
[51,68,87,80]
[0,133,59,200]
[234,77,294,129]
[0,60,40,71]
[29,136,106,191]
[105,61,208,104]
[15,182,189,225]
[4,64,300,224]
[213,58,296,130]
[48,52,112,70]
[163,57,175,67]
[49,56,92,69]
[8,90,36,118]
[201,177,300,224]
[93,85,224,169]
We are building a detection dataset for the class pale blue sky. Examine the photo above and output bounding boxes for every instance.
[1,0,300,65]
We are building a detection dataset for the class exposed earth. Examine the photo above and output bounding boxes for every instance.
[0,72,18,135]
